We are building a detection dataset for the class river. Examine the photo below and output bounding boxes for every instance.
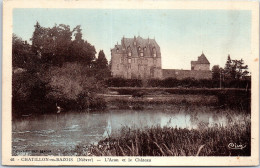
[12,106,249,156]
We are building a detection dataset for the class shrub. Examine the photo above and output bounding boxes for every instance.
[43,63,106,111]
[105,78,142,87]
[12,70,51,117]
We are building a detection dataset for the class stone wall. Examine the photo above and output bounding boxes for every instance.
[192,64,210,71]
[162,69,212,80]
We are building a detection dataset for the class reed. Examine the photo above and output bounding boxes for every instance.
[77,121,250,156]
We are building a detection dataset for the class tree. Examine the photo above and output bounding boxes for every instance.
[12,34,35,69]
[224,55,249,80]
[93,50,111,80]
[224,54,234,79]
[30,22,97,67]
[31,22,73,66]
[43,62,105,109]
[96,50,108,69]
[212,65,220,81]
[69,26,96,66]
[233,59,249,79]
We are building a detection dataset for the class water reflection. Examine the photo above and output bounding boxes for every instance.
[12,107,248,155]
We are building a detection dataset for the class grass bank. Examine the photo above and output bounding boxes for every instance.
[109,87,250,95]
[75,122,250,156]
[105,95,218,110]
[108,87,250,110]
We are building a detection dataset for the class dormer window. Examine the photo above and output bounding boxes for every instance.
[153,47,156,57]
[138,46,141,51]
[128,52,132,56]
[116,48,119,52]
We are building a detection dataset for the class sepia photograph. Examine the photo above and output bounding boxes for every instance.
[2,0,259,166]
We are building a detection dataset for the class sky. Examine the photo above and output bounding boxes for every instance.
[13,9,251,70]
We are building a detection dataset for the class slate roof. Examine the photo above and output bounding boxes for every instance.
[111,36,161,57]
[197,53,210,64]
[192,53,210,64]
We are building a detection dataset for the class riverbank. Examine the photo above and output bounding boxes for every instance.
[104,94,218,110]
[108,87,250,95]
[106,87,250,110]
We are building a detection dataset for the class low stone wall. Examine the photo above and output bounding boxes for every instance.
[162,69,212,80]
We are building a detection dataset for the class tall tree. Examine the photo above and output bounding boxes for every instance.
[224,55,249,80]
[69,25,96,65]
[232,59,249,79]
[12,34,36,70]
[31,22,73,66]
[31,22,47,59]
[224,54,233,79]
[96,50,108,69]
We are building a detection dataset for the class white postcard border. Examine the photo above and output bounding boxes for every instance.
[2,0,259,166]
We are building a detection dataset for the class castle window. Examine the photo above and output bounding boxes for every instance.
[116,48,119,52]
[128,52,132,57]
[138,46,141,51]
[153,47,156,57]
[140,52,143,57]
[128,58,131,64]
[144,47,147,51]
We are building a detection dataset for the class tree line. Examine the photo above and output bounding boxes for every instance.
[12,22,110,117]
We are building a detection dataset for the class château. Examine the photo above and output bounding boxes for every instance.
[111,36,212,80]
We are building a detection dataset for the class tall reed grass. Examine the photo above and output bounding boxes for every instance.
[76,122,250,156]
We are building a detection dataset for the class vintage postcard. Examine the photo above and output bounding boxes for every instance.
[2,0,259,166]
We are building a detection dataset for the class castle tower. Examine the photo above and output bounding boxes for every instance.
[191,52,210,71]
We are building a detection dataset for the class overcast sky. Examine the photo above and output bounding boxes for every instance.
[13,9,251,70]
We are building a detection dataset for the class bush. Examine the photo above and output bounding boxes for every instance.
[12,63,108,118]
[12,71,51,117]
[43,63,107,111]
[107,77,251,89]
[105,77,142,87]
